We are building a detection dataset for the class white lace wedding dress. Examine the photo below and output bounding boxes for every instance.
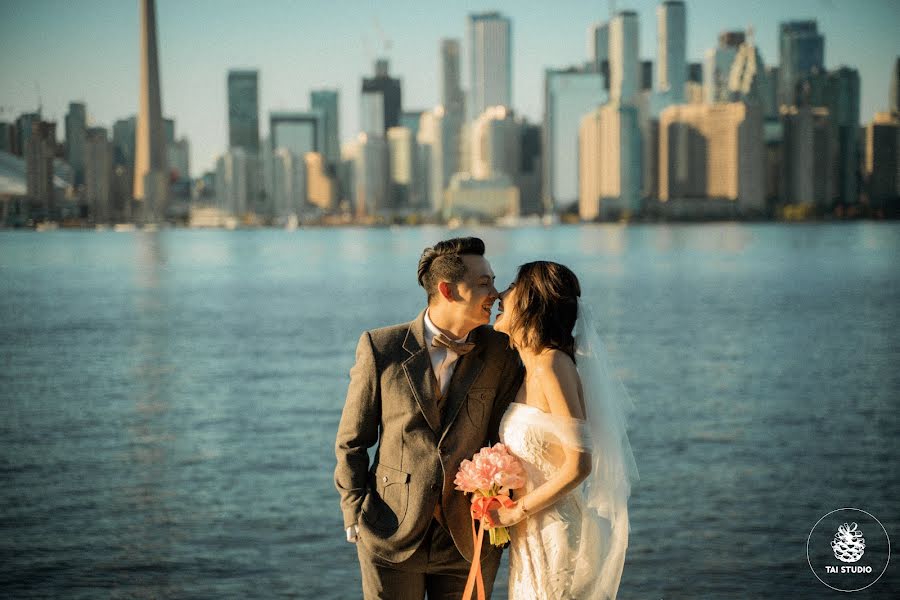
[499,402,628,600]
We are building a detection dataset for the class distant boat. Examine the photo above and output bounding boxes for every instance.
[113,224,136,232]
[285,214,299,230]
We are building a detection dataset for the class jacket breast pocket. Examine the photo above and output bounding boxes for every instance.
[465,388,495,428]
[363,463,411,533]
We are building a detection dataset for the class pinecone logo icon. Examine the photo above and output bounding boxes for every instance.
[831,522,866,563]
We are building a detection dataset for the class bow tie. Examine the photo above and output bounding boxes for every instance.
[431,332,476,356]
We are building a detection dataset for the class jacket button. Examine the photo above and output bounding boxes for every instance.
[382,476,388,483]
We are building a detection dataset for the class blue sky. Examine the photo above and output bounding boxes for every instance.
[2,0,898,176]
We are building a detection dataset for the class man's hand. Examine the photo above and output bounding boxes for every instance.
[345,524,359,543]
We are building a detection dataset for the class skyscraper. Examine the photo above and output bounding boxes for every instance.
[0,122,14,154]
[305,152,336,212]
[228,70,260,153]
[65,102,87,185]
[543,67,607,212]
[360,92,385,136]
[471,106,520,181]
[272,147,305,219]
[417,106,462,214]
[578,103,641,220]
[167,138,190,182]
[727,37,768,106]
[703,31,745,103]
[362,59,402,135]
[609,11,640,105]
[590,21,610,86]
[468,12,512,119]
[778,21,824,107]
[354,132,389,217]
[25,120,57,219]
[890,57,899,116]
[133,0,168,220]
[658,103,764,212]
[863,112,900,211]
[657,1,686,102]
[15,112,41,158]
[387,126,414,210]
[113,116,136,168]
[311,89,340,167]
[819,67,860,205]
[85,127,113,223]
[216,147,251,216]
[441,39,465,115]
[270,112,322,158]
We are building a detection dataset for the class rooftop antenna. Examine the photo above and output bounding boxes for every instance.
[35,81,43,117]
[371,1,392,57]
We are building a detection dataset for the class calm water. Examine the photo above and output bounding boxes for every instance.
[1,224,898,599]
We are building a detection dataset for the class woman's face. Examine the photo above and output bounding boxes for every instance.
[493,282,518,335]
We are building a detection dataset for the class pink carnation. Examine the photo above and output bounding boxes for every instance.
[454,443,525,494]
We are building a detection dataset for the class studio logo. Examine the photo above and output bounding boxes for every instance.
[831,522,865,563]
[807,508,890,592]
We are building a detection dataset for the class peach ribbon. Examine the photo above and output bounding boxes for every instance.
[461,494,515,600]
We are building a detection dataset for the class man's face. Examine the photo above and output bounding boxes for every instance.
[450,255,498,330]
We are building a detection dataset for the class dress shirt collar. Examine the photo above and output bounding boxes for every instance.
[423,309,469,347]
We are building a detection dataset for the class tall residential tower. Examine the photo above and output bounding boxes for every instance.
[468,12,512,119]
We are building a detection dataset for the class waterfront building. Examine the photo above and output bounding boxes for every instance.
[864,112,900,211]
[311,90,340,167]
[228,70,260,153]
[658,102,764,213]
[25,120,58,219]
[65,102,87,186]
[85,127,113,223]
[579,103,642,220]
[778,20,825,108]
[544,67,607,212]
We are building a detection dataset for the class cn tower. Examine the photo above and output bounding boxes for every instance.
[133,0,168,222]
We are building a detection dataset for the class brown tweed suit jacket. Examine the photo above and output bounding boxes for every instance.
[334,309,523,563]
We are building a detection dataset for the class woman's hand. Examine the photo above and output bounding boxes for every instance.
[486,501,526,528]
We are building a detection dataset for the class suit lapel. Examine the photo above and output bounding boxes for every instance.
[401,310,442,435]
[439,327,485,442]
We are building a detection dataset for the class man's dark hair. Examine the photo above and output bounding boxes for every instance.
[417,237,486,302]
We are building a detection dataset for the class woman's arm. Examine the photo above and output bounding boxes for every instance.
[493,350,592,527]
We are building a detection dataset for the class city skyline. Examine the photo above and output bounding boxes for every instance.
[1,0,898,177]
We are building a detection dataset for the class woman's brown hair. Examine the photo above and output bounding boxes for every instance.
[506,261,581,362]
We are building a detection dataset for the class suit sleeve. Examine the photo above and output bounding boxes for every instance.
[486,346,523,445]
[334,331,381,529]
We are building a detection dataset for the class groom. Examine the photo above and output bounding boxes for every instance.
[335,236,523,599]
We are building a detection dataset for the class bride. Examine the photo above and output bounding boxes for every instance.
[488,261,638,600]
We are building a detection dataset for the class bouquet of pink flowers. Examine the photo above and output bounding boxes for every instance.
[453,442,526,546]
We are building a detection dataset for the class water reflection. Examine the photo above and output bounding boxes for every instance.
[118,231,177,596]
